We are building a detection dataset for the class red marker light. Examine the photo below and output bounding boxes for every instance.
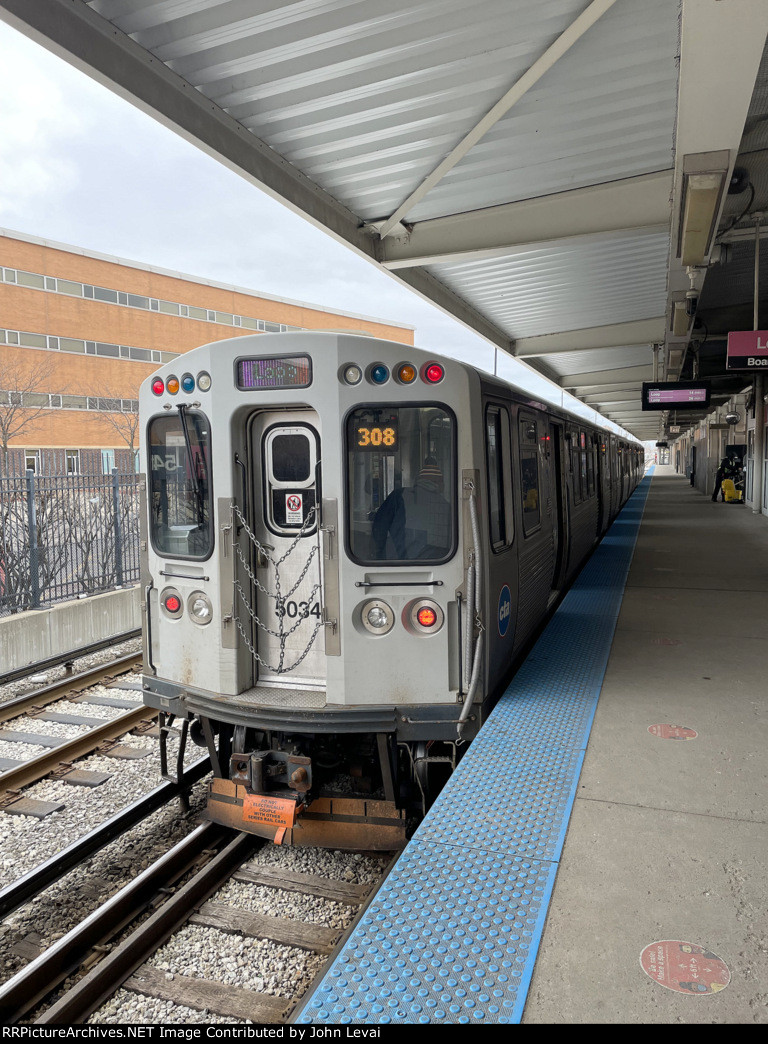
[424,363,444,384]
[417,606,438,628]
[151,378,165,396]
[164,595,181,613]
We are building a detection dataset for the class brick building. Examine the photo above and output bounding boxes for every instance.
[0,229,414,476]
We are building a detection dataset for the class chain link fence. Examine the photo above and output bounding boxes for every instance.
[0,470,141,617]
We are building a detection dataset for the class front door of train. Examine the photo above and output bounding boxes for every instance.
[247,412,326,688]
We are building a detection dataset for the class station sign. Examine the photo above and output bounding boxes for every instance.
[642,381,711,411]
[726,330,768,370]
[669,425,681,434]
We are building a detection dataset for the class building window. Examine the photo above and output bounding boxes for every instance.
[25,450,40,474]
[66,450,79,475]
[101,449,116,474]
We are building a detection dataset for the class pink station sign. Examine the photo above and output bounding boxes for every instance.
[727,330,768,370]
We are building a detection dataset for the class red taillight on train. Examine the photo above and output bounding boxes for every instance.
[164,595,181,613]
[423,363,444,384]
[151,378,165,395]
[417,606,438,628]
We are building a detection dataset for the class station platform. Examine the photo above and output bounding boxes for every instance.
[296,465,768,1025]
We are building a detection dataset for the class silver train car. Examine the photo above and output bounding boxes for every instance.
[139,332,642,848]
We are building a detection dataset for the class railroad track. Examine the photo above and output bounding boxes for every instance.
[0,825,392,1025]
[0,654,151,810]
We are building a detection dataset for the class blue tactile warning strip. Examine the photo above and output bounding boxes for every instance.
[296,472,653,1025]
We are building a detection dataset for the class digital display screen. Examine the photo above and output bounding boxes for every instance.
[642,381,710,411]
[355,424,398,450]
[236,356,312,390]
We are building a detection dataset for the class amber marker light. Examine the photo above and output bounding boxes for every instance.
[397,363,417,384]
[166,376,180,395]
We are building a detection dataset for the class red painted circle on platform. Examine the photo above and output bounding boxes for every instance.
[648,724,698,740]
[640,941,730,994]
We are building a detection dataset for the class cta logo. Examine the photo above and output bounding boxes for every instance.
[497,584,512,637]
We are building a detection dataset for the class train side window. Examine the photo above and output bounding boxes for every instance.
[579,430,588,499]
[485,405,514,551]
[570,429,582,504]
[587,436,596,496]
[147,411,213,560]
[518,414,541,535]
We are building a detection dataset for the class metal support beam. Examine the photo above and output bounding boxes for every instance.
[379,174,672,269]
[514,318,664,358]
[377,0,620,237]
[560,364,655,390]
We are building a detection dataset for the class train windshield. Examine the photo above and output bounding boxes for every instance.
[148,411,213,559]
[347,405,455,564]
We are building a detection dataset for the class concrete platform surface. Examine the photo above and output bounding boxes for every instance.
[523,466,768,1024]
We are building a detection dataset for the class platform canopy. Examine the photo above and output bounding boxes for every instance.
[3,0,767,439]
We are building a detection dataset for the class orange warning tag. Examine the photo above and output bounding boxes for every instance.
[242,793,298,830]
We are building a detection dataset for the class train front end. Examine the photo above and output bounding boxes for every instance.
[139,332,480,848]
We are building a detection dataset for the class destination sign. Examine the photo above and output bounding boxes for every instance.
[236,355,312,390]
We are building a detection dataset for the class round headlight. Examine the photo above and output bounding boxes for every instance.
[367,606,389,628]
[188,591,213,625]
[360,599,394,635]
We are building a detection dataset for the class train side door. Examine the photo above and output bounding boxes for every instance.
[483,402,518,682]
[549,421,569,591]
[247,412,326,688]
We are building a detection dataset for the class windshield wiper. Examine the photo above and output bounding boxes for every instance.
[176,403,208,525]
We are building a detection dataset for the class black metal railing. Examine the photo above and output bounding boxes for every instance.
[0,470,140,616]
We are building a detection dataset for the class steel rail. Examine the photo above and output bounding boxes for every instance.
[0,822,243,1025]
[0,630,142,687]
[0,653,142,724]
[0,704,156,799]
[0,755,211,920]
[36,831,259,1025]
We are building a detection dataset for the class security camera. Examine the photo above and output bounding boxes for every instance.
[685,288,698,317]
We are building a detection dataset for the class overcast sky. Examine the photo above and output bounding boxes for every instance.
[0,19,636,435]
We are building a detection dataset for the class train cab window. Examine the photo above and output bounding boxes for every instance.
[346,405,455,564]
[485,405,514,551]
[148,411,212,559]
[518,414,541,534]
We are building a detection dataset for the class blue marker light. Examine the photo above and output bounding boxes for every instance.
[181,373,196,393]
[371,364,389,384]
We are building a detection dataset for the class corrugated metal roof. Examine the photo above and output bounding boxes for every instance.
[427,229,669,340]
[90,0,678,225]
[10,0,764,439]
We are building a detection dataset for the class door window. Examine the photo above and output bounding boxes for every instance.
[263,425,318,535]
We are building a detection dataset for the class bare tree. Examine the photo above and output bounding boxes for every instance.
[0,353,64,471]
[95,384,140,459]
